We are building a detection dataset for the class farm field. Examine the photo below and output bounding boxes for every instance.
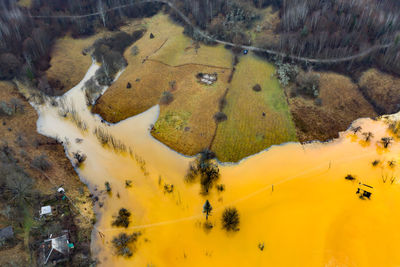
[93,13,300,161]
[212,54,297,162]
[93,13,238,156]
[46,34,101,95]
[93,13,233,123]
[46,19,144,95]
[288,72,377,143]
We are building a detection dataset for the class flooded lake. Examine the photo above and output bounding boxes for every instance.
[30,62,400,266]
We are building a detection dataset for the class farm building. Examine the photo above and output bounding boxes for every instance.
[41,231,73,265]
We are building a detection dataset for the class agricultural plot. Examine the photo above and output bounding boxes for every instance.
[212,54,298,162]
[46,34,101,94]
[93,13,234,155]
[93,13,298,161]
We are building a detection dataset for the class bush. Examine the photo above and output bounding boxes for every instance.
[112,208,131,228]
[0,101,13,116]
[131,45,139,56]
[84,78,102,105]
[73,151,87,166]
[160,91,174,105]
[31,154,52,171]
[222,207,240,231]
[296,72,320,98]
[105,181,111,193]
[252,84,262,92]
[111,232,141,257]
[214,112,227,123]
[276,62,299,86]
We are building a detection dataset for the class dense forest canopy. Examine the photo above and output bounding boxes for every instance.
[0,0,399,89]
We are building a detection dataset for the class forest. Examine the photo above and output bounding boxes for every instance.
[0,0,399,94]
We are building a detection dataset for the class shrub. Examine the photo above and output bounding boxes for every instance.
[31,154,52,171]
[84,77,102,105]
[130,45,139,56]
[222,207,240,231]
[296,71,320,98]
[125,180,132,188]
[214,112,227,123]
[252,84,262,92]
[216,184,225,192]
[276,62,299,86]
[0,101,13,116]
[203,221,213,233]
[111,232,141,257]
[372,160,380,166]
[112,208,131,228]
[73,151,87,166]
[105,182,111,192]
[160,91,174,105]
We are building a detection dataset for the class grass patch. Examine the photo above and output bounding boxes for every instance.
[46,34,101,94]
[212,54,297,162]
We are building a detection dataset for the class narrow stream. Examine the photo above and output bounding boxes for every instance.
[30,62,400,267]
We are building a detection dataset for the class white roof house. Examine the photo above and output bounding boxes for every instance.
[42,233,71,265]
[40,205,52,217]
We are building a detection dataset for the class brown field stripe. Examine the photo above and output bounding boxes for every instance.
[208,87,230,150]
[152,38,169,55]
[146,58,230,70]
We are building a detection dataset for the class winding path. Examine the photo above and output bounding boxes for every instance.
[28,0,395,64]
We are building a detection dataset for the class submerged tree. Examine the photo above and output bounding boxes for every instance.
[203,200,212,220]
[185,149,220,194]
[222,207,240,232]
[381,137,393,148]
[105,181,112,193]
[111,232,141,257]
[112,208,131,228]
[362,132,374,142]
[351,126,362,134]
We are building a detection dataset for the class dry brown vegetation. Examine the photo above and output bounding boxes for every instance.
[46,34,101,94]
[46,20,145,95]
[359,68,400,114]
[288,72,377,142]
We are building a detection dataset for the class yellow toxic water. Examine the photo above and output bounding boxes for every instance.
[32,62,400,267]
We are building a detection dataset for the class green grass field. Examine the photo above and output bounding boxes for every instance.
[211,53,297,162]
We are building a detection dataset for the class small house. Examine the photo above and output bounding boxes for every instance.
[0,226,14,241]
[356,183,373,199]
[41,232,73,265]
[40,205,52,217]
